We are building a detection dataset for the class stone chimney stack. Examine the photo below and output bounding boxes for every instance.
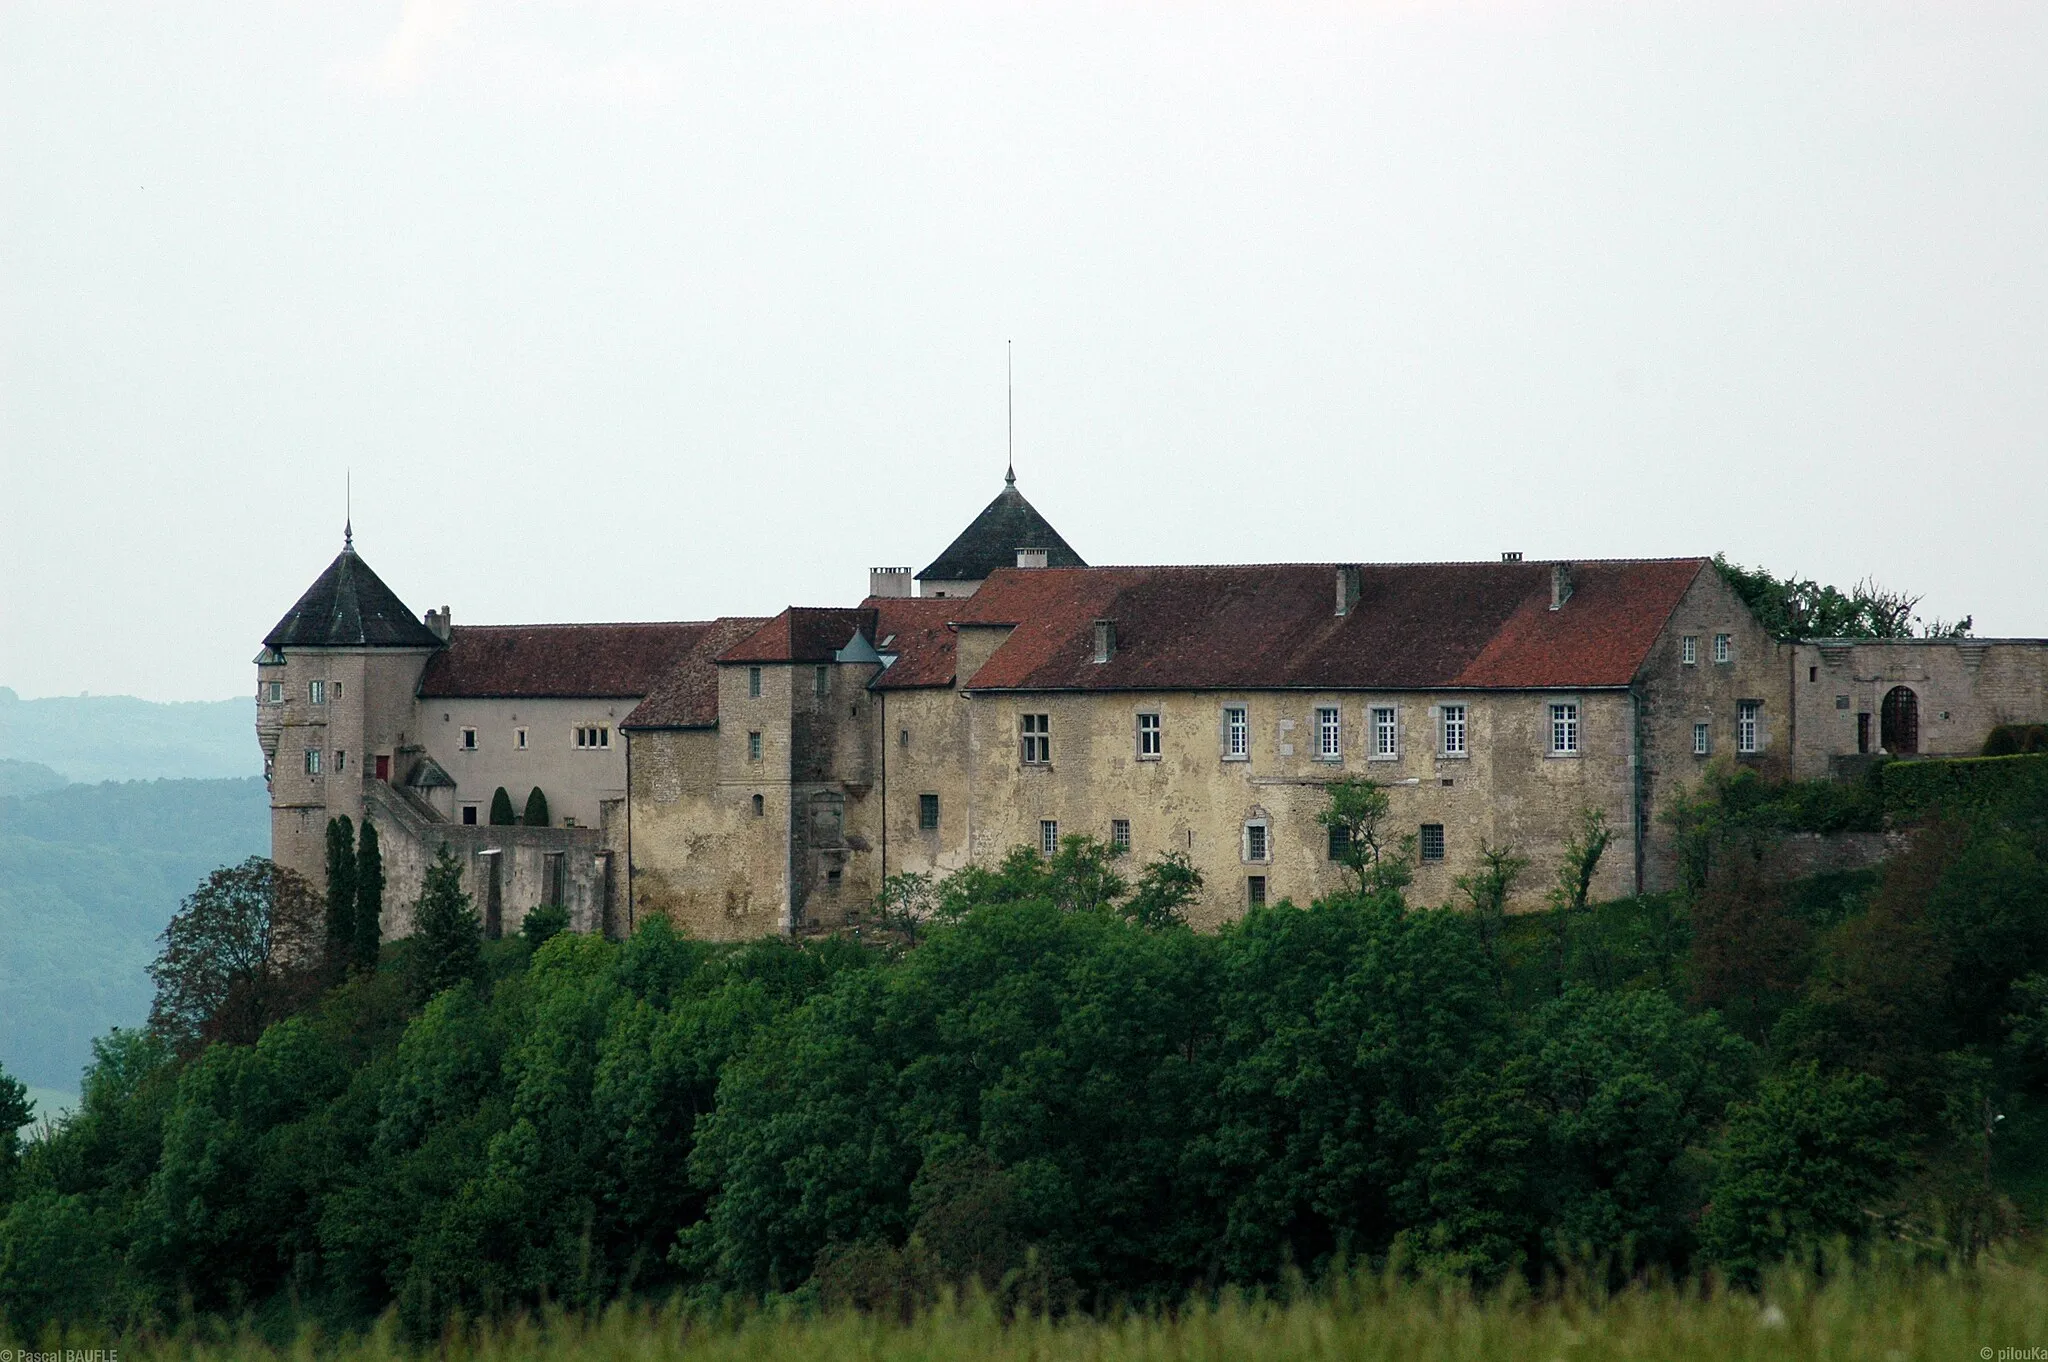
[424,606,452,641]
[1335,565,1362,617]
[869,567,913,599]
[1550,563,1575,611]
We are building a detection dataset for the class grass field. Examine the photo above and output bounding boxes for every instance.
[48,1252,2048,1362]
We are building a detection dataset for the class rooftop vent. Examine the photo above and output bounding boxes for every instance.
[1016,547,1049,569]
[1092,619,1116,664]
[1550,562,1575,611]
[869,566,913,599]
[1335,565,1362,617]
[1502,551,1523,563]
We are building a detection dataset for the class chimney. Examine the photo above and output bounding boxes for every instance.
[1335,565,1362,617]
[868,566,912,599]
[1502,551,1523,562]
[1016,547,1049,569]
[1550,563,1574,611]
[424,606,452,641]
[1092,619,1116,664]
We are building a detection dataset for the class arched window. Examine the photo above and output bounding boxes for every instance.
[751,793,765,817]
[1881,686,1919,755]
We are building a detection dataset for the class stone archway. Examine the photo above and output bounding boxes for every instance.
[1881,686,1919,755]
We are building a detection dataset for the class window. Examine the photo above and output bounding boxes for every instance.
[461,727,478,750]
[1714,633,1732,664]
[1420,824,1445,862]
[1694,722,1710,756]
[309,680,327,704]
[918,793,940,831]
[330,682,342,701]
[815,665,831,697]
[575,726,610,749]
[543,852,566,907]
[1247,875,1268,907]
[1315,706,1341,761]
[1327,823,1351,860]
[515,728,528,750]
[1738,700,1761,754]
[1549,703,1580,755]
[303,748,322,775]
[1440,704,1467,757]
[1243,820,1270,863]
[747,731,763,761]
[1372,706,1398,759]
[1809,666,1819,683]
[265,681,283,703]
[462,805,478,825]
[1681,635,1697,666]
[1040,819,1059,857]
[1223,705,1250,760]
[826,867,842,890]
[334,750,346,772]
[1137,711,1162,759]
[752,793,765,817]
[1111,818,1131,850]
[748,666,762,698]
[1021,713,1051,765]
[899,728,910,748]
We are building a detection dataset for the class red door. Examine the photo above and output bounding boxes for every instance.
[374,754,391,782]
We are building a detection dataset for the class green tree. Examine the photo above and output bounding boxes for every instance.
[0,1064,30,1205]
[1545,807,1613,993]
[325,814,358,976]
[1713,554,1971,640]
[521,902,569,951]
[489,786,517,826]
[1315,776,1413,893]
[1125,850,1204,929]
[412,846,483,1003]
[147,858,325,1054]
[522,786,550,829]
[1700,1061,1908,1282]
[354,818,384,973]
[1454,841,1527,986]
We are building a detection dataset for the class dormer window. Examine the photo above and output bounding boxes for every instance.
[1092,620,1116,664]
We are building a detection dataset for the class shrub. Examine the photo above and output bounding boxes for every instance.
[521,902,569,951]
[523,786,550,828]
[489,786,518,826]
[1883,753,2048,823]
[1984,723,2048,756]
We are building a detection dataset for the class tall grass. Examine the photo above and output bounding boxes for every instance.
[59,1250,2048,1362]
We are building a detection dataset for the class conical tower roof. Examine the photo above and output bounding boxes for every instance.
[263,546,443,651]
[916,475,1086,585]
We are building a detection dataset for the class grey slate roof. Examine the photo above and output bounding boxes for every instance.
[915,476,1086,583]
[263,548,444,652]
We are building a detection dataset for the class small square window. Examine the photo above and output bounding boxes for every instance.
[1223,705,1250,760]
[1243,820,1270,863]
[515,728,528,750]
[265,681,283,703]
[1440,704,1467,757]
[309,680,327,705]
[1420,823,1445,862]
[748,666,762,698]
[1247,875,1268,907]
[1549,703,1579,755]
[1040,819,1059,857]
[815,665,831,697]
[1738,700,1761,754]
[461,727,478,751]
[304,748,322,775]
[748,731,763,761]
[1681,635,1697,666]
[1315,706,1341,761]
[899,728,910,748]
[1327,823,1350,860]
[1714,633,1732,664]
[1137,711,1162,759]
[1021,714,1051,765]
[330,681,342,701]
[1371,706,1398,759]
[1809,666,1819,683]
[462,805,478,825]
[826,866,842,889]
[1693,722,1710,756]
[334,750,346,772]
[1111,817,1131,850]
[918,793,940,831]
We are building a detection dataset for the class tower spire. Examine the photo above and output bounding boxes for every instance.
[1005,340,1015,485]
[344,471,353,550]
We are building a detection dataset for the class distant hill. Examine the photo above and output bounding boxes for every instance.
[0,776,270,1091]
[0,687,259,783]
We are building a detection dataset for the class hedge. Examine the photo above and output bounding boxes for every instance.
[1882,752,2048,823]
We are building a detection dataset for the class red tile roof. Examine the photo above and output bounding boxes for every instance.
[867,598,962,689]
[618,618,773,729]
[419,622,730,700]
[719,607,882,665]
[950,559,1707,692]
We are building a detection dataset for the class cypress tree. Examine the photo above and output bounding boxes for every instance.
[354,819,384,973]
[323,815,357,976]
[522,786,550,828]
[412,844,482,1003]
[489,786,517,826]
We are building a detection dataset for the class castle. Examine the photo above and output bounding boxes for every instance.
[257,473,2048,940]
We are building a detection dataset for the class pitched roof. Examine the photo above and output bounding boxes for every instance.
[263,548,444,652]
[719,607,882,665]
[867,598,962,689]
[916,477,1086,583]
[418,622,727,699]
[619,618,775,729]
[952,559,1708,692]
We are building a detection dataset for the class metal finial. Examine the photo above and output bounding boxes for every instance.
[1005,341,1015,485]
[344,471,353,550]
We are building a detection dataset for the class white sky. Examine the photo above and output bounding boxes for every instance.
[2,1,2044,702]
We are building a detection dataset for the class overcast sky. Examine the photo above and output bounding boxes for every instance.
[3,1,2044,702]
